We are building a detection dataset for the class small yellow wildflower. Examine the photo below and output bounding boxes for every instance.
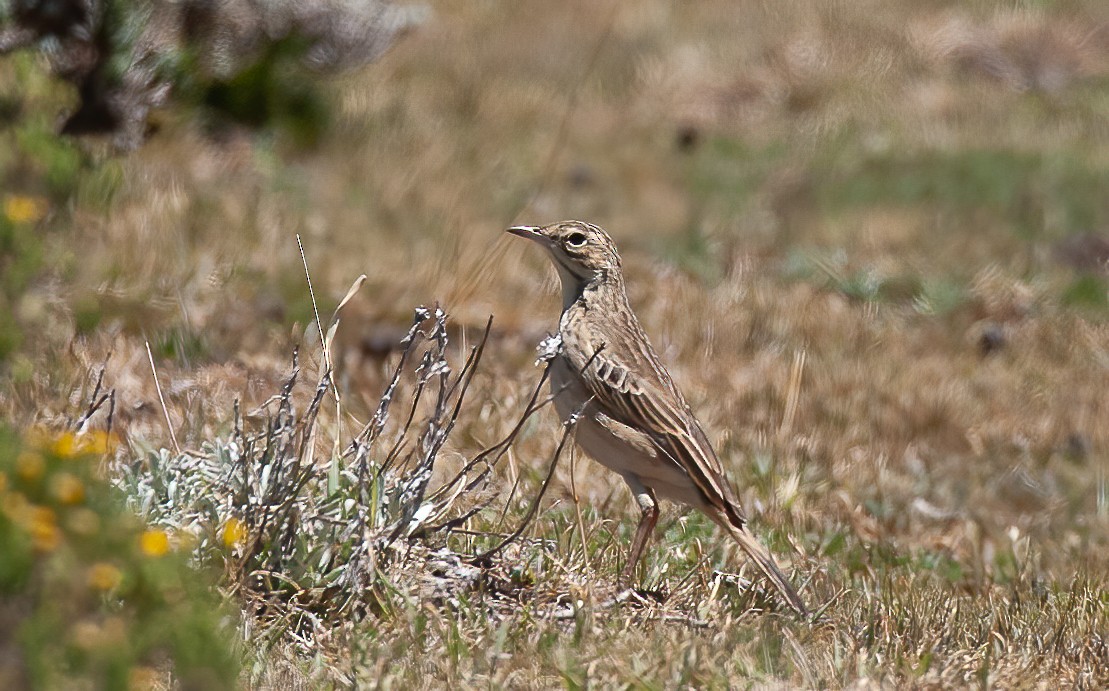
[3,194,48,224]
[52,430,117,458]
[29,506,61,552]
[49,472,85,505]
[87,562,123,591]
[222,517,246,547]
[15,451,45,482]
[139,529,170,557]
[52,432,80,458]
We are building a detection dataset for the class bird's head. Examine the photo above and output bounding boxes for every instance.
[507,221,622,293]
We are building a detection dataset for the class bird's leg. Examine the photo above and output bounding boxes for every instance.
[620,481,659,584]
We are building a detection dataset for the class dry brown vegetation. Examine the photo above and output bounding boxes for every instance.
[3,0,1109,688]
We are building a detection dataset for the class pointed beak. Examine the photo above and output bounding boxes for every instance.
[506,225,547,244]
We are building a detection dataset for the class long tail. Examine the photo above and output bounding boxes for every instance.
[723,523,808,616]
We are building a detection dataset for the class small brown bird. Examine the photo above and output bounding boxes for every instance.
[508,220,807,615]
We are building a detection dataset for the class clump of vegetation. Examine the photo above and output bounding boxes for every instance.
[0,194,46,360]
[0,425,238,689]
[0,0,415,149]
[0,67,89,364]
[113,305,563,678]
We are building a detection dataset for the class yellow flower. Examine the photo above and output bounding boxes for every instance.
[52,430,117,458]
[29,506,61,552]
[52,432,81,458]
[139,529,170,557]
[87,562,123,591]
[49,472,85,505]
[15,451,44,482]
[3,194,48,224]
[222,517,246,547]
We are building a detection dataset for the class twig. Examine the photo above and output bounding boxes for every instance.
[145,341,181,455]
[75,364,108,432]
[471,400,584,564]
[298,239,366,507]
[297,234,328,372]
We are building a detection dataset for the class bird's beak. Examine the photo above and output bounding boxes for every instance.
[506,225,547,244]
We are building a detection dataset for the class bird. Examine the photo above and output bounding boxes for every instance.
[507,220,807,616]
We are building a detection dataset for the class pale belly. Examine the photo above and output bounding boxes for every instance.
[549,355,708,510]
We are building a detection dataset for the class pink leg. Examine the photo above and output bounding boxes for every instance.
[620,482,659,584]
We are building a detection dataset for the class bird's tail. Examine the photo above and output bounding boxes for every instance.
[723,522,808,617]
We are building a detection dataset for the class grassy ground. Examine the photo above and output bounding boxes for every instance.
[2,0,1109,687]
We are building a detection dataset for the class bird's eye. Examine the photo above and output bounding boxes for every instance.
[565,232,587,247]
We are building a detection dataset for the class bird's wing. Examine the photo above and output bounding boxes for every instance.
[562,330,748,527]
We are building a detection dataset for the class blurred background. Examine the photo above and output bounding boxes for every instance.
[1,0,1108,685]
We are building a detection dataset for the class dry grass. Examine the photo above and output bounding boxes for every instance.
[2,0,1109,687]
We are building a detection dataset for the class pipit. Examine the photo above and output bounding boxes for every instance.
[508,220,807,615]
